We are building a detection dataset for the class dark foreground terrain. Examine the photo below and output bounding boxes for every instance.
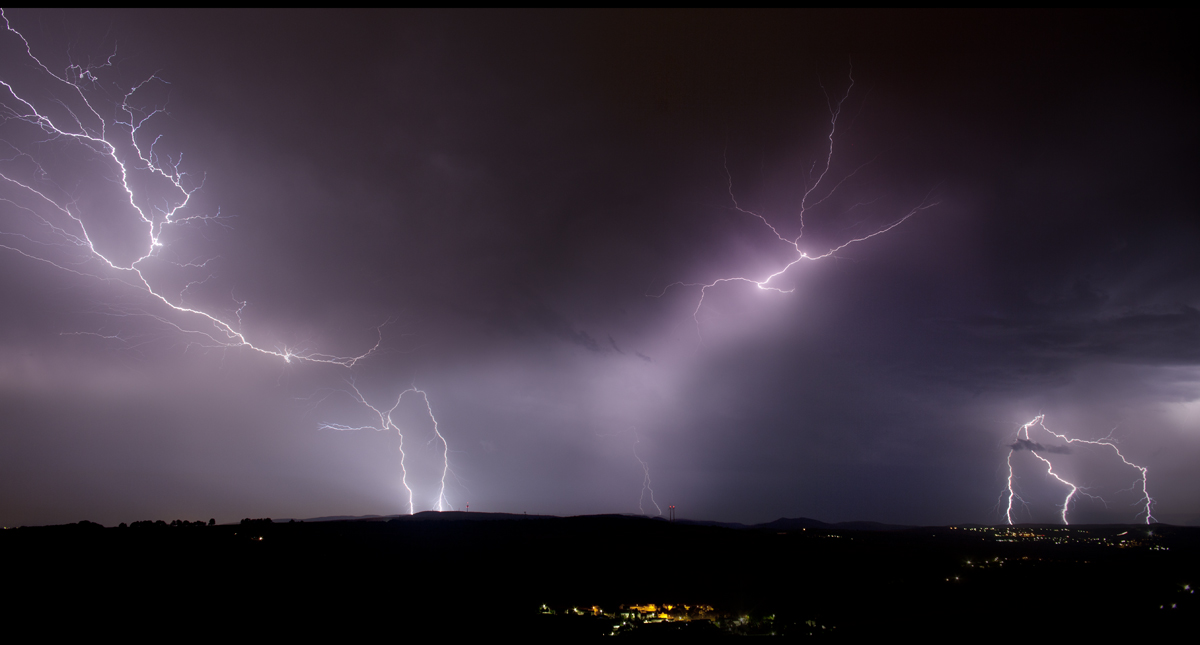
[6,513,1195,637]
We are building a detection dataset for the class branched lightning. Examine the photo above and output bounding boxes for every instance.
[0,9,378,367]
[650,70,939,337]
[318,382,453,514]
[1002,415,1155,525]
[0,11,455,514]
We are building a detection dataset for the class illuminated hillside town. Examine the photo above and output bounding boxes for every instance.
[537,602,835,637]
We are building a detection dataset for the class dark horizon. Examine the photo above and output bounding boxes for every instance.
[1,9,1197,528]
[11,509,1197,532]
[9,509,1194,637]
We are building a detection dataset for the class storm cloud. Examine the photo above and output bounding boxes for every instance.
[0,10,1195,527]
[1010,439,1071,455]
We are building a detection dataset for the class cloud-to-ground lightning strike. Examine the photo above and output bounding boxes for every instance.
[0,11,454,514]
[1002,415,1155,525]
[651,72,939,337]
[318,382,453,515]
[632,435,662,517]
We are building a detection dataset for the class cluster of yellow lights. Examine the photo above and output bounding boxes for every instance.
[629,603,711,613]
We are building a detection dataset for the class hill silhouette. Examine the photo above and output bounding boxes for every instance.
[5,514,1195,637]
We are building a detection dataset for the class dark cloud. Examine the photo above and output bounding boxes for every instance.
[962,306,1200,367]
[0,9,1195,527]
[608,335,623,354]
[1010,439,1071,455]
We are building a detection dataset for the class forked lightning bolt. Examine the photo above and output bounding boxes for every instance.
[1002,415,1155,525]
[0,10,377,366]
[318,382,453,515]
[651,70,940,337]
[0,11,454,513]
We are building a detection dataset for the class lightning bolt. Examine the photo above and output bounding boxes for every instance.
[0,10,380,366]
[0,10,454,514]
[1002,415,1155,525]
[632,435,662,517]
[650,69,940,338]
[318,382,453,514]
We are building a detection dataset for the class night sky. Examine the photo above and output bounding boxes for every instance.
[1,10,1195,527]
